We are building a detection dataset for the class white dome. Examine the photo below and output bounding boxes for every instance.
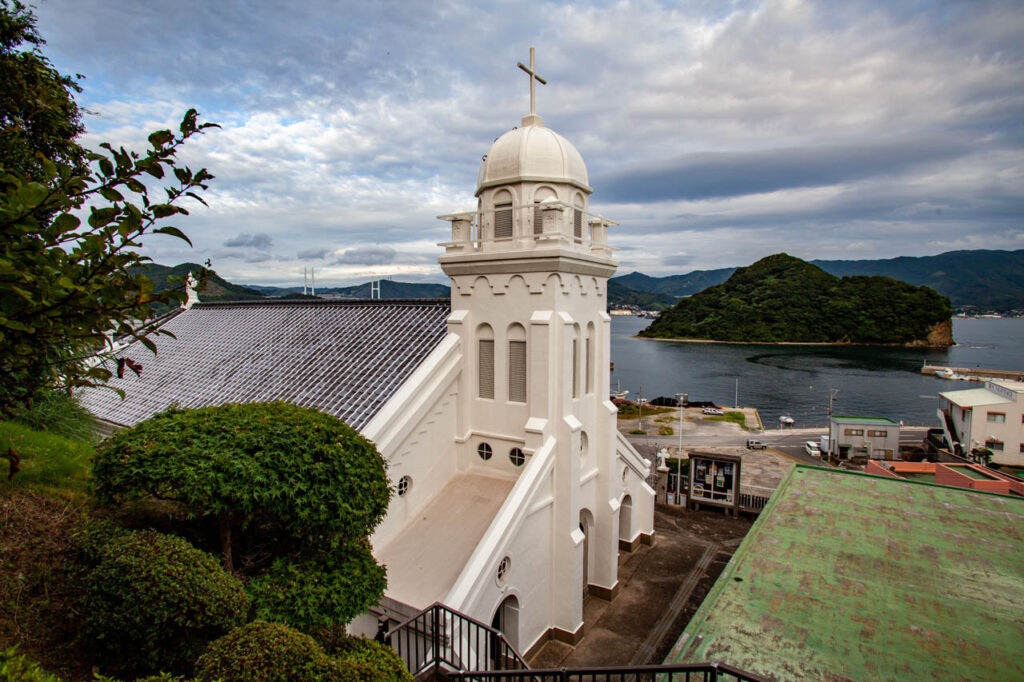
[476,116,590,196]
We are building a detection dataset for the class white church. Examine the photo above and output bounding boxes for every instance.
[80,54,656,658]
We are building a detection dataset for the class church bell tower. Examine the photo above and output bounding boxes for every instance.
[438,48,627,640]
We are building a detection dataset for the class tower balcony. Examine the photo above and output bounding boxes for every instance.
[438,201,617,260]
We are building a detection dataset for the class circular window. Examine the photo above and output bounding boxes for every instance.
[509,448,525,467]
[397,475,411,497]
[477,442,493,461]
[496,556,511,584]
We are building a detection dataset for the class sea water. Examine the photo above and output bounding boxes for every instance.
[609,316,1024,427]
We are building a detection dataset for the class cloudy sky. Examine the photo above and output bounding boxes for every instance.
[32,0,1024,286]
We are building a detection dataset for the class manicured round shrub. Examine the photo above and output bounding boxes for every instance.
[92,402,391,549]
[194,621,341,682]
[74,525,250,676]
[323,635,412,682]
[247,539,386,632]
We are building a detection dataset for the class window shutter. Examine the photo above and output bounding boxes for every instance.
[534,203,544,235]
[479,339,494,399]
[509,340,527,402]
[495,203,513,239]
[573,208,582,239]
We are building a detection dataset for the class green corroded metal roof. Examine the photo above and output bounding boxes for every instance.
[668,465,1024,681]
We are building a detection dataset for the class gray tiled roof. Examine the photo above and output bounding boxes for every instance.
[79,299,451,430]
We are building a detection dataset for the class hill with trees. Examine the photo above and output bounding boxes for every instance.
[639,253,953,346]
[611,249,1024,313]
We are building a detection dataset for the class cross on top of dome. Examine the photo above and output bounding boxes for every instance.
[517,47,547,127]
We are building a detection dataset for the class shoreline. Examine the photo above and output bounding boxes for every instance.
[631,335,952,348]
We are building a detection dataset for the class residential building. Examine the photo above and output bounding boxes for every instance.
[828,415,900,460]
[938,379,1024,466]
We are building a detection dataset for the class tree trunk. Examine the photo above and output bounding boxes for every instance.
[219,515,234,572]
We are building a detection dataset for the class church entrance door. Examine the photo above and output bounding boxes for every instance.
[490,595,520,667]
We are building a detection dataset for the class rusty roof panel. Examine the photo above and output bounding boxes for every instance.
[670,466,1024,681]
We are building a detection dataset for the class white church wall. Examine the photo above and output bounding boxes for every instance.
[445,437,558,652]
[365,334,463,551]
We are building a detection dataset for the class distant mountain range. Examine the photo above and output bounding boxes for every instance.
[611,249,1024,312]
[139,248,1023,313]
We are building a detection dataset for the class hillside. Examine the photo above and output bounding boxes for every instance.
[133,262,265,303]
[640,253,953,346]
[612,249,1024,312]
[606,281,678,311]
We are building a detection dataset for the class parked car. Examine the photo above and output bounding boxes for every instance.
[746,439,766,450]
[804,440,821,456]
[702,407,724,415]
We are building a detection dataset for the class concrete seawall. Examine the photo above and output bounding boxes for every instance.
[922,364,1024,382]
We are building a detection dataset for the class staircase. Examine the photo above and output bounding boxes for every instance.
[385,603,765,681]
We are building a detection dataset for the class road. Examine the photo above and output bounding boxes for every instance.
[623,414,930,467]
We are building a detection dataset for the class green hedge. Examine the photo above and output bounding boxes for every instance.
[247,539,386,633]
[0,647,62,682]
[195,621,342,682]
[72,524,249,676]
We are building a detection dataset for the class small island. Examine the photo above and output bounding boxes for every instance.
[639,253,953,346]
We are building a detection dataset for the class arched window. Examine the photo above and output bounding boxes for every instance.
[585,322,595,394]
[478,323,494,399]
[507,323,527,403]
[494,189,513,240]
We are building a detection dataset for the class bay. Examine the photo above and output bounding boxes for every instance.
[609,316,1024,427]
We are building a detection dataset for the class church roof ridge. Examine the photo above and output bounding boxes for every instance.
[194,297,450,308]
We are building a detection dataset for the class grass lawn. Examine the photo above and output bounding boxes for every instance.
[617,404,674,420]
[1,420,94,495]
[703,411,748,430]
[1,421,95,681]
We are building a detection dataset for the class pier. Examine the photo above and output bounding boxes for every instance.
[921,364,1024,382]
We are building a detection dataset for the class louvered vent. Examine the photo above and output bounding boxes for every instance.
[573,208,582,240]
[534,203,544,235]
[508,340,527,402]
[479,339,495,399]
[495,203,513,239]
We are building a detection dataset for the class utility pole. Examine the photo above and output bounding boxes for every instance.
[735,378,739,408]
[676,392,685,506]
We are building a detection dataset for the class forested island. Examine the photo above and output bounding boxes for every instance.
[639,254,953,346]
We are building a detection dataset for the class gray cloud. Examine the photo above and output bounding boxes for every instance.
[334,246,397,266]
[223,232,273,249]
[595,137,975,203]
[297,247,334,260]
[662,253,694,267]
[30,0,1024,284]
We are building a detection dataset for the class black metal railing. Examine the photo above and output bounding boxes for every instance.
[737,492,769,512]
[386,602,528,677]
[448,662,766,681]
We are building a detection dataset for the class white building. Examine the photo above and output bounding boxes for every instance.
[827,415,901,460]
[939,380,1024,467]
[80,72,656,657]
